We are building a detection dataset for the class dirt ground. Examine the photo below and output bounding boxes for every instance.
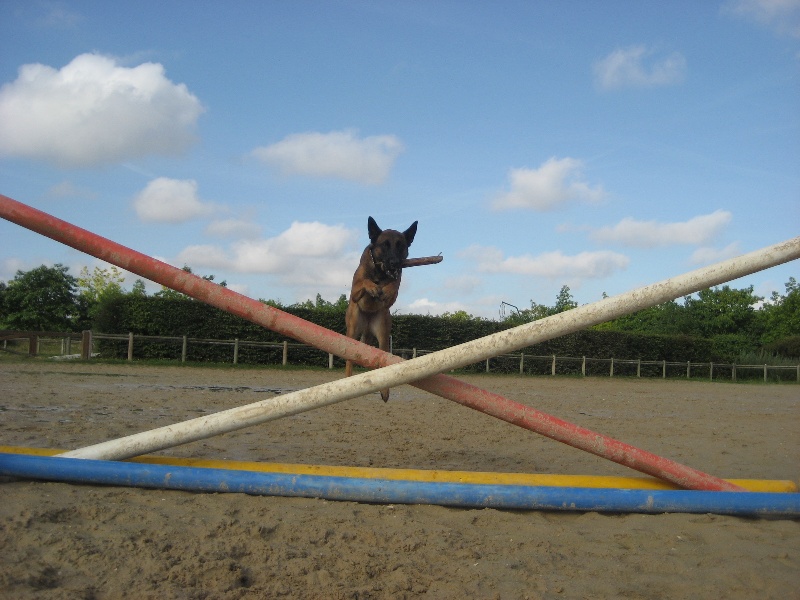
[0,361,798,599]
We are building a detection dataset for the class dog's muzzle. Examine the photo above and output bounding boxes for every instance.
[383,260,402,280]
[386,267,401,280]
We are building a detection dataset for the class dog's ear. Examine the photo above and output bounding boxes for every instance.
[404,221,418,247]
[367,216,382,244]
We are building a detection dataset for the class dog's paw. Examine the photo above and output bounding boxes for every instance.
[369,285,385,301]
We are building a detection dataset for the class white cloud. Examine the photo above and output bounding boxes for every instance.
[44,180,96,200]
[461,245,629,280]
[175,221,358,288]
[205,218,262,240]
[443,274,483,295]
[225,282,250,296]
[689,242,742,265]
[173,244,232,271]
[0,53,204,167]
[594,46,687,90]
[37,3,83,28]
[1,257,29,281]
[491,157,606,211]
[133,178,216,223]
[403,298,471,315]
[723,0,800,38]
[251,129,404,185]
[590,210,732,248]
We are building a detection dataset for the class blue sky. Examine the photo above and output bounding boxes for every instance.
[1,1,798,319]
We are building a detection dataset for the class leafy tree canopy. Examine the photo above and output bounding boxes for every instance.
[1,264,80,331]
[78,265,126,306]
[760,277,800,343]
[682,285,763,339]
[291,293,348,312]
[502,285,577,326]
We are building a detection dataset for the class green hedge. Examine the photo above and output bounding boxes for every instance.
[92,295,736,368]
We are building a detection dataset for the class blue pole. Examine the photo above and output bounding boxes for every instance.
[1,453,797,517]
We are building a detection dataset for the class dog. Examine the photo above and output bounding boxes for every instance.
[345,216,418,402]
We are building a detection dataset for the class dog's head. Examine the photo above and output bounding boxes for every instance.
[367,216,418,280]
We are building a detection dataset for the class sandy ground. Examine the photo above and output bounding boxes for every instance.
[0,361,797,599]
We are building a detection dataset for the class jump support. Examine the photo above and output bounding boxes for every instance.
[2,194,799,492]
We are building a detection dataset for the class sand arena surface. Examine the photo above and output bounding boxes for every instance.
[1,361,798,599]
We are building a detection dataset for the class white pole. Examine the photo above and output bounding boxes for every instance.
[59,236,800,461]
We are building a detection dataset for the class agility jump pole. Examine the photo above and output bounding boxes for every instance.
[2,454,798,516]
[3,447,795,492]
[2,195,798,491]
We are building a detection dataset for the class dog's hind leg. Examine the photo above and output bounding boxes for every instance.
[344,301,360,378]
[374,313,392,402]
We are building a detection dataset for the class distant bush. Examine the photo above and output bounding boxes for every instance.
[761,336,800,360]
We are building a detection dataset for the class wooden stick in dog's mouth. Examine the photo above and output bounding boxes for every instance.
[402,255,443,268]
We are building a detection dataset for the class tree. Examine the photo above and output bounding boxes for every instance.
[292,293,348,312]
[503,285,578,326]
[131,279,148,296]
[0,281,7,323]
[597,300,688,335]
[78,265,126,307]
[553,285,578,314]
[760,277,800,344]
[1,264,80,331]
[154,265,227,299]
[683,285,763,339]
[440,309,476,322]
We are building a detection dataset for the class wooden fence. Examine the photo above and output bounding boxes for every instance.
[1,331,83,357]
[409,349,800,383]
[2,330,798,383]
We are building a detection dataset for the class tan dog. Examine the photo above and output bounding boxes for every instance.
[345,216,418,401]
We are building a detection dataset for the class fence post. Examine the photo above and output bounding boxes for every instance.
[551,355,556,376]
[637,359,641,378]
[127,332,134,361]
[329,353,334,369]
[686,361,691,379]
[732,363,736,382]
[710,362,713,381]
[610,358,614,377]
[181,336,187,363]
[764,364,767,383]
[796,364,799,383]
[519,352,524,375]
[81,330,92,360]
[413,348,417,359]
[282,341,288,366]
[582,356,586,377]
[662,360,666,379]
[485,358,490,373]
[66,336,72,354]
[233,338,239,365]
